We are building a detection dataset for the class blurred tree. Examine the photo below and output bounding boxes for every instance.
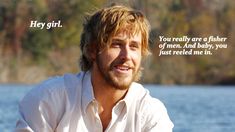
[22,29,52,60]
[1,0,235,84]
[1,0,30,56]
[21,0,105,59]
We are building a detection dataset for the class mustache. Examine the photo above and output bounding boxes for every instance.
[109,59,134,70]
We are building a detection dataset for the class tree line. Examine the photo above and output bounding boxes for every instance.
[0,0,234,84]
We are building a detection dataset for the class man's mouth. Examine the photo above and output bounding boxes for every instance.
[114,65,132,73]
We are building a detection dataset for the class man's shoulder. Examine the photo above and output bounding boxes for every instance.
[129,83,169,123]
[130,82,165,109]
[132,85,171,128]
[25,72,84,100]
[131,83,167,114]
[130,82,146,93]
[35,73,78,91]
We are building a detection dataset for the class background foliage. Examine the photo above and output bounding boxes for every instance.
[0,0,234,84]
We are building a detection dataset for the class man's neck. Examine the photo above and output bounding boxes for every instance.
[90,69,128,130]
[91,70,128,109]
[94,84,127,108]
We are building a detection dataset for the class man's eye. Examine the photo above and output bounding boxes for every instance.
[111,43,121,48]
[130,43,139,50]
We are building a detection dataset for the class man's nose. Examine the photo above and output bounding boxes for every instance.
[119,46,131,61]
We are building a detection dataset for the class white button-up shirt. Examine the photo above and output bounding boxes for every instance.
[15,71,173,132]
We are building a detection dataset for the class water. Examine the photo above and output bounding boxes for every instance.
[147,85,235,132]
[0,84,235,132]
[0,84,32,132]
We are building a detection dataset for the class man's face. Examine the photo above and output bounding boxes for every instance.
[95,31,142,90]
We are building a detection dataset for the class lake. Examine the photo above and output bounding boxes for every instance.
[0,84,235,132]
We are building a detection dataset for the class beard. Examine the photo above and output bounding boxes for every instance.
[96,55,142,90]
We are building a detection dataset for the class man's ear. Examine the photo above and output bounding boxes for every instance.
[89,43,97,61]
[91,51,96,60]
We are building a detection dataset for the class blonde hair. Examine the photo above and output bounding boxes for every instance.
[80,5,151,71]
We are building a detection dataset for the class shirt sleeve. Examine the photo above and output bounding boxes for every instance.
[141,97,174,132]
[15,83,64,132]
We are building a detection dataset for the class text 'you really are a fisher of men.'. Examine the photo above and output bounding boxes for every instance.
[158,36,228,56]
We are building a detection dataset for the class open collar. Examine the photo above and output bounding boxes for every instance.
[81,71,96,114]
[81,71,140,115]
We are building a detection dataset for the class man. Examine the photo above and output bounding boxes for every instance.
[15,5,173,132]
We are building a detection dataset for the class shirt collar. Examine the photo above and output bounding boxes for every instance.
[120,82,137,113]
[81,71,95,114]
[81,71,139,114]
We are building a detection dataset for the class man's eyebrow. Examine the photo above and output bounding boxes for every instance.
[111,38,140,45]
[130,40,140,45]
[111,38,125,43]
